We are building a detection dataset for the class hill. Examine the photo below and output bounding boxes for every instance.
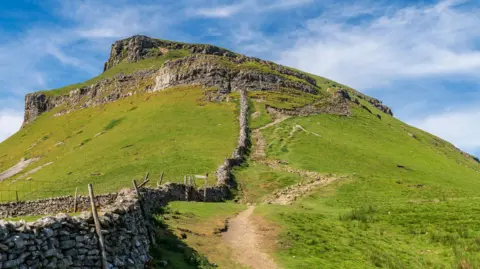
[1,35,480,268]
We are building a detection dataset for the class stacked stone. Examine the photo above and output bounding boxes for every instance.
[216,89,249,188]
[101,192,150,269]
[0,214,101,269]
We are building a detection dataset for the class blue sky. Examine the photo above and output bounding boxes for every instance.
[1,0,479,157]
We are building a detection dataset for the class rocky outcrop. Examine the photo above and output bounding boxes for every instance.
[265,89,353,117]
[354,93,393,116]
[152,54,319,94]
[23,70,157,125]
[104,35,236,71]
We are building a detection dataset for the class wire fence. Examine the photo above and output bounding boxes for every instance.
[0,179,116,203]
[0,171,213,203]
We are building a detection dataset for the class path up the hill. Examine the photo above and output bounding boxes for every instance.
[223,206,280,269]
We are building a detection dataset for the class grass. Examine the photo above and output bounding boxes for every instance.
[0,86,238,200]
[151,202,248,269]
[233,98,480,268]
[39,49,190,96]
[234,162,302,203]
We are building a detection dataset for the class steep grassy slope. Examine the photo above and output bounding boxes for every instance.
[0,86,238,200]
[236,99,480,268]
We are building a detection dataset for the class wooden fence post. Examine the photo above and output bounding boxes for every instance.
[157,172,164,187]
[88,184,108,269]
[73,187,78,213]
[204,173,208,202]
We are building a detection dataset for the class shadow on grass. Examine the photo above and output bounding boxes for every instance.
[147,207,217,269]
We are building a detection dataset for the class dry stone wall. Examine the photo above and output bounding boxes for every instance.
[216,89,249,187]
[0,182,233,269]
[0,190,148,269]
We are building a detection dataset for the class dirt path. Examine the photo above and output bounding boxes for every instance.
[223,206,280,269]
[251,116,289,161]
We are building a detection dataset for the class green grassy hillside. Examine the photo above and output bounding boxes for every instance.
[0,86,238,200]
[2,36,480,269]
[236,98,480,268]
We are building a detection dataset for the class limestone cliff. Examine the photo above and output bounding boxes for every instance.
[22,35,393,126]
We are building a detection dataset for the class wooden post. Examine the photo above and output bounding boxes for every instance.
[132,180,157,246]
[157,172,164,187]
[73,187,78,213]
[184,176,189,201]
[204,173,208,202]
[137,179,150,188]
[132,180,140,196]
[88,184,108,269]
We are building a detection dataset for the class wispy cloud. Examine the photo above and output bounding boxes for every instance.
[410,106,480,153]
[278,0,480,89]
[191,0,312,18]
[194,3,246,18]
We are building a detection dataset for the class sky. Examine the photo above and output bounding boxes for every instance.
[0,0,479,156]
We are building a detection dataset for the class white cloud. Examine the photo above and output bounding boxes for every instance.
[278,0,480,89]
[192,0,312,18]
[0,109,23,142]
[409,108,480,153]
[195,4,245,18]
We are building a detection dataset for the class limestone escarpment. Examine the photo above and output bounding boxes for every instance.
[104,35,236,71]
[152,54,319,94]
[23,35,393,126]
[23,70,157,126]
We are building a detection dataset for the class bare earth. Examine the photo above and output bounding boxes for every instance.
[223,206,280,269]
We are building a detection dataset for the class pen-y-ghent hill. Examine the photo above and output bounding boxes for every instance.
[1,35,480,269]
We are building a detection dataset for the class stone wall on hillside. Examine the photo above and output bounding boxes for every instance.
[0,190,148,269]
[216,89,249,187]
[0,183,233,269]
